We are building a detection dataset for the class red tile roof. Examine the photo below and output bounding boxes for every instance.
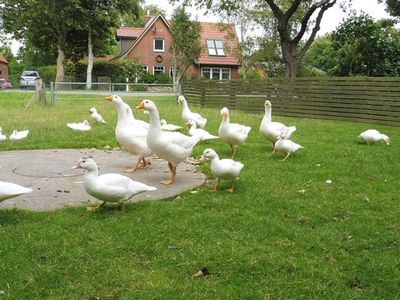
[198,22,240,66]
[115,16,240,67]
[0,54,9,64]
[116,27,143,38]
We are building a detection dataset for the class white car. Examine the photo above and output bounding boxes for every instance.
[19,71,40,89]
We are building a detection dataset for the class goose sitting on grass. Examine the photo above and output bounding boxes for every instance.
[358,129,390,145]
[160,119,182,131]
[136,99,200,185]
[0,127,7,141]
[177,95,207,128]
[202,148,244,193]
[67,120,91,131]
[274,134,303,161]
[9,129,30,140]
[218,107,251,158]
[260,100,296,152]
[89,107,106,124]
[0,180,33,202]
[72,158,156,211]
[186,119,219,142]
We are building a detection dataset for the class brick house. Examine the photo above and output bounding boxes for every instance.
[0,54,9,80]
[114,13,240,80]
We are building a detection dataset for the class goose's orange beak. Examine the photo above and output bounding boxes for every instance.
[136,101,145,110]
[105,96,113,102]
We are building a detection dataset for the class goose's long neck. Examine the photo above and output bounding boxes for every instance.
[182,100,190,113]
[262,106,272,125]
[148,108,161,135]
[115,103,130,124]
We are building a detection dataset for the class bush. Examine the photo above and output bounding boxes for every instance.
[38,65,57,83]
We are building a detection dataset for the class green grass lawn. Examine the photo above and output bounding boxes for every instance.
[0,91,399,299]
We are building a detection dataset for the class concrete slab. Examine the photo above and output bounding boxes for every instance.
[0,149,206,211]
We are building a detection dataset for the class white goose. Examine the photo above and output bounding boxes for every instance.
[0,181,33,202]
[274,135,303,161]
[260,100,296,152]
[136,99,200,185]
[106,95,152,172]
[358,129,390,145]
[89,107,106,124]
[218,107,251,158]
[67,120,91,131]
[9,129,29,140]
[202,148,244,193]
[177,95,207,128]
[160,119,182,131]
[0,127,7,141]
[187,119,219,142]
[72,158,156,211]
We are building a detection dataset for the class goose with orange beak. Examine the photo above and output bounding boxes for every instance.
[136,99,200,185]
[218,107,251,158]
[106,95,152,172]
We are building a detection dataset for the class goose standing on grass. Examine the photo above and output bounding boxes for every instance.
[160,119,182,131]
[177,95,207,128]
[0,181,33,202]
[72,158,156,211]
[136,99,200,185]
[0,127,7,141]
[260,100,296,152]
[202,148,244,193]
[106,95,152,172]
[67,120,91,132]
[218,107,251,158]
[89,107,106,124]
[358,129,390,145]
[9,129,29,140]
[274,134,303,161]
[187,119,219,142]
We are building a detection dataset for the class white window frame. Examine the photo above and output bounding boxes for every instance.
[153,39,165,52]
[206,39,225,56]
[142,65,148,73]
[201,67,231,80]
[153,65,165,75]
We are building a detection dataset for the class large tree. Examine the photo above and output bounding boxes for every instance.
[170,6,202,90]
[174,0,339,77]
[0,0,83,82]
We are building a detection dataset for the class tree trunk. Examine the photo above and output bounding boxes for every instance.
[86,29,93,90]
[55,45,65,88]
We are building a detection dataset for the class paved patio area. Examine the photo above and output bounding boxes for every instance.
[0,149,206,211]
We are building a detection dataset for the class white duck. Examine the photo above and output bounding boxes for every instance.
[89,107,106,124]
[358,129,390,145]
[0,180,33,202]
[177,95,207,128]
[218,107,251,158]
[160,119,182,131]
[187,119,219,142]
[260,100,296,152]
[9,129,29,140]
[0,127,7,141]
[274,135,303,161]
[202,148,244,193]
[67,120,91,131]
[72,158,156,211]
[106,95,152,172]
[136,99,200,185]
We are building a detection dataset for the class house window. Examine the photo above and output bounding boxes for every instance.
[206,39,225,56]
[142,65,148,73]
[153,39,165,52]
[153,65,165,75]
[169,67,174,78]
[201,67,231,80]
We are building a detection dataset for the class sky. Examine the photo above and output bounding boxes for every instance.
[9,0,394,54]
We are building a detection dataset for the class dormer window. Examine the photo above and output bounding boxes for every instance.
[153,39,165,52]
[206,39,225,56]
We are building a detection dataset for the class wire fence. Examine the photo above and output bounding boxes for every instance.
[50,82,179,105]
